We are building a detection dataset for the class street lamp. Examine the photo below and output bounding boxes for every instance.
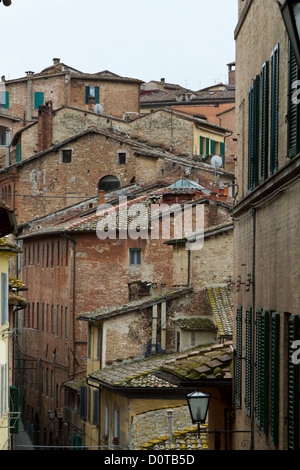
[186,390,210,437]
[280,0,300,68]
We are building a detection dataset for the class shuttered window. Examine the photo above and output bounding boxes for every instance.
[271,312,280,447]
[255,309,269,434]
[261,62,269,180]
[210,139,215,155]
[270,44,279,175]
[200,136,204,155]
[287,315,299,450]
[85,86,100,104]
[287,43,300,158]
[236,306,243,407]
[92,389,100,426]
[34,92,44,109]
[245,307,252,416]
[248,75,260,191]
[80,385,87,420]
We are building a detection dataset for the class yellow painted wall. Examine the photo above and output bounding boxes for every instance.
[193,125,225,156]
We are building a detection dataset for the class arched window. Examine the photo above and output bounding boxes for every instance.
[98,175,120,193]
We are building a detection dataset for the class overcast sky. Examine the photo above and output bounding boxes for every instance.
[1,0,238,91]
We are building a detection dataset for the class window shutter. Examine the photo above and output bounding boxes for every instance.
[220,141,225,156]
[85,86,90,104]
[248,75,260,190]
[270,44,279,175]
[9,386,20,434]
[236,306,243,407]
[200,136,204,155]
[255,310,269,434]
[287,315,299,450]
[271,312,280,447]
[287,43,300,158]
[245,307,252,416]
[5,91,9,109]
[261,62,269,180]
[97,326,102,361]
[95,86,100,104]
[34,92,44,109]
[206,138,210,155]
[211,139,215,154]
[80,385,87,420]
[92,389,100,426]
[1,272,8,325]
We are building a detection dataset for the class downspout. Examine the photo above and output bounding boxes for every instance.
[62,233,76,376]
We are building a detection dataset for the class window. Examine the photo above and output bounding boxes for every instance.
[129,248,141,265]
[287,314,299,450]
[85,86,100,104]
[65,307,68,338]
[118,152,126,164]
[97,326,102,361]
[34,92,44,110]
[261,61,269,181]
[255,309,269,434]
[57,305,60,337]
[271,312,280,446]
[0,90,9,109]
[62,149,72,163]
[51,306,54,334]
[98,175,121,192]
[248,74,260,191]
[245,307,252,416]
[270,43,279,175]
[114,409,120,440]
[287,43,300,158]
[235,306,242,407]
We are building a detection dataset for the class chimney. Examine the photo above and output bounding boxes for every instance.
[38,101,53,152]
[88,94,95,111]
[161,78,165,84]
[98,190,105,205]
[227,62,235,86]
[53,58,60,65]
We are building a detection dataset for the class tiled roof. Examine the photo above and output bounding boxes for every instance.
[131,405,208,450]
[207,285,233,338]
[175,317,216,331]
[79,287,192,322]
[90,341,233,388]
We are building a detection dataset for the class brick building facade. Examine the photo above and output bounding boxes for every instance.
[233,0,300,450]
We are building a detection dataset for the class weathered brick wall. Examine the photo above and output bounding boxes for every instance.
[129,111,195,155]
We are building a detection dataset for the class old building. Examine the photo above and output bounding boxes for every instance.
[1,59,142,123]
[233,0,300,450]
[0,202,22,450]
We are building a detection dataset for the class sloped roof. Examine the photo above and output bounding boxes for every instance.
[89,341,233,389]
[207,285,233,338]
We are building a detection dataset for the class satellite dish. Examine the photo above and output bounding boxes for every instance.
[210,155,223,185]
[94,103,104,115]
[210,155,223,169]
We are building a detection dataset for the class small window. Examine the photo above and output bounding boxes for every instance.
[34,92,44,110]
[62,149,72,163]
[129,248,141,265]
[118,152,126,164]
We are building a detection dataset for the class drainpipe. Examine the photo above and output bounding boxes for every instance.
[62,233,76,376]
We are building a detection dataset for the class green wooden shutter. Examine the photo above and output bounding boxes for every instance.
[287,42,300,158]
[236,306,243,407]
[248,75,260,190]
[9,386,19,434]
[245,307,252,416]
[34,92,44,109]
[255,309,269,434]
[261,62,269,180]
[220,141,225,156]
[271,312,280,447]
[16,143,21,163]
[200,136,204,155]
[211,140,215,154]
[85,86,90,104]
[5,91,9,109]
[92,389,100,426]
[206,138,210,155]
[270,44,279,175]
[80,385,87,420]
[287,315,299,450]
[95,86,100,104]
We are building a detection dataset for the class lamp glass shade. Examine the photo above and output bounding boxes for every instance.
[281,0,300,68]
[187,391,210,424]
